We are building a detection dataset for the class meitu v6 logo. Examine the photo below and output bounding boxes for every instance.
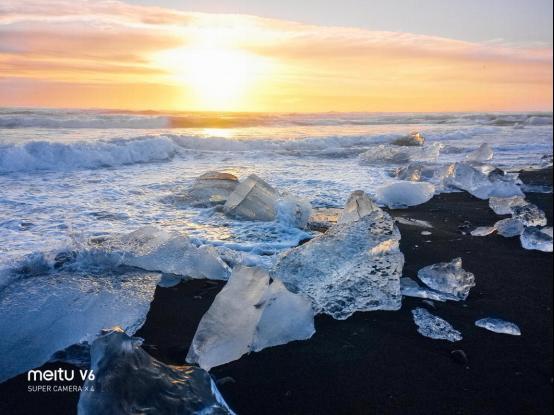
[26,369,95,393]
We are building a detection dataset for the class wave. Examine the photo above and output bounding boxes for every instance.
[0,136,180,173]
[1,109,551,129]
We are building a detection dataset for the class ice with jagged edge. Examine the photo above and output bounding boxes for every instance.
[417,257,475,301]
[442,162,523,200]
[338,190,380,224]
[412,308,462,342]
[187,266,314,370]
[105,226,231,280]
[272,206,404,320]
[520,227,553,252]
[400,278,458,302]
[79,328,234,415]
[475,318,521,336]
[0,269,159,383]
[511,204,548,227]
[358,142,442,165]
[489,196,527,215]
[465,143,493,162]
[376,182,435,208]
[223,174,311,228]
[180,171,239,207]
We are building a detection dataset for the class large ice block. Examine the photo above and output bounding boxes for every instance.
[78,328,234,415]
[186,266,314,370]
[511,204,548,227]
[520,227,553,252]
[183,171,239,206]
[412,308,462,342]
[272,210,404,320]
[489,195,527,215]
[376,182,435,208]
[338,190,380,224]
[417,257,475,301]
[223,174,279,221]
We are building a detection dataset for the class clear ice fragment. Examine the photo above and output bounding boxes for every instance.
[475,318,521,335]
[417,257,475,301]
[412,308,462,342]
[520,227,553,252]
[376,182,435,208]
[338,190,380,224]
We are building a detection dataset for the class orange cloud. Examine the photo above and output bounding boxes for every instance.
[0,0,551,111]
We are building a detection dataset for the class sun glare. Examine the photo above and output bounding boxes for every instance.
[155,45,269,111]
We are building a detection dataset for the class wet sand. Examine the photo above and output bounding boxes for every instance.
[1,168,552,414]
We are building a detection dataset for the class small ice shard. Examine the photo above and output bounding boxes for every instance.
[411,308,462,342]
[338,190,379,224]
[494,218,524,237]
[183,171,239,206]
[0,270,159,383]
[391,131,425,146]
[471,226,496,237]
[400,278,457,302]
[359,143,442,165]
[475,318,521,335]
[307,207,342,232]
[520,227,553,252]
[115,226,230,280]
[78,328,235,415]
[511,204,548,227]
[417,257,475,301]
[276,194,312,228]
[489,195,527,215]
[186,266,314,370]
[394,217,433,228]
[421,231,432,236]
[376,182,435,208]
[223,174,279,221]
[465,143,493,162]
[273,210,404,320]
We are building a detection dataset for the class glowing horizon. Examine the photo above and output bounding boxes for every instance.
[0,0,552,112]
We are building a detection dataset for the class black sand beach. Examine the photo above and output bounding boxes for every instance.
[1,169,552,415]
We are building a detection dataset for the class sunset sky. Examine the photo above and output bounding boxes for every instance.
[0,0,552,112]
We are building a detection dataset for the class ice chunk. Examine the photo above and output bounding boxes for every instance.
[307,208,342,232]
[475,318,521,336]
[359,143,442,165]
[376,182,435,208]
[411,308,462,342]
[400,278,457,302]
[183,171,239,206]
[511,204,548,227]
[494,218,524,237]
[114,226,230,280]
[276,194,312,228]
[78,328,234,415]
[0,270,159,383]
[391,131,425,146]
[489,196,527,215]
[394,217,433,228]
[520,227,553,252]
[223,174,278,221]
[338,190,379,224]
[395,162,437,182]
[186,266,314,370]
[417,257,475,301]
[471,226,496,236]
[465,143,493,162]
[273,210,404,320]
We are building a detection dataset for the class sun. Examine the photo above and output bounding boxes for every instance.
[155,46,269,111]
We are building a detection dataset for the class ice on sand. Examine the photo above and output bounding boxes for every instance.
[273,210,404,320]
[0,270,159,383]
[489,195,527,215]
[417,257,475,301]
[470,226,496,236]
[465,143,494,162]
[412,308,462,342]
[391,131,425,147]
[114,226,230,280]
[511,204,548,227]
[494,218,524,237]
[338,190,380,224]
[475,318,521,336]
[78,328,234,415]
[520,227,553,252]
[358,143,442,165]
[376,182,435,208]
[186,266,314,371]
[400,278,457,302]
[183,171,239,206]
[223,174,312,228]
